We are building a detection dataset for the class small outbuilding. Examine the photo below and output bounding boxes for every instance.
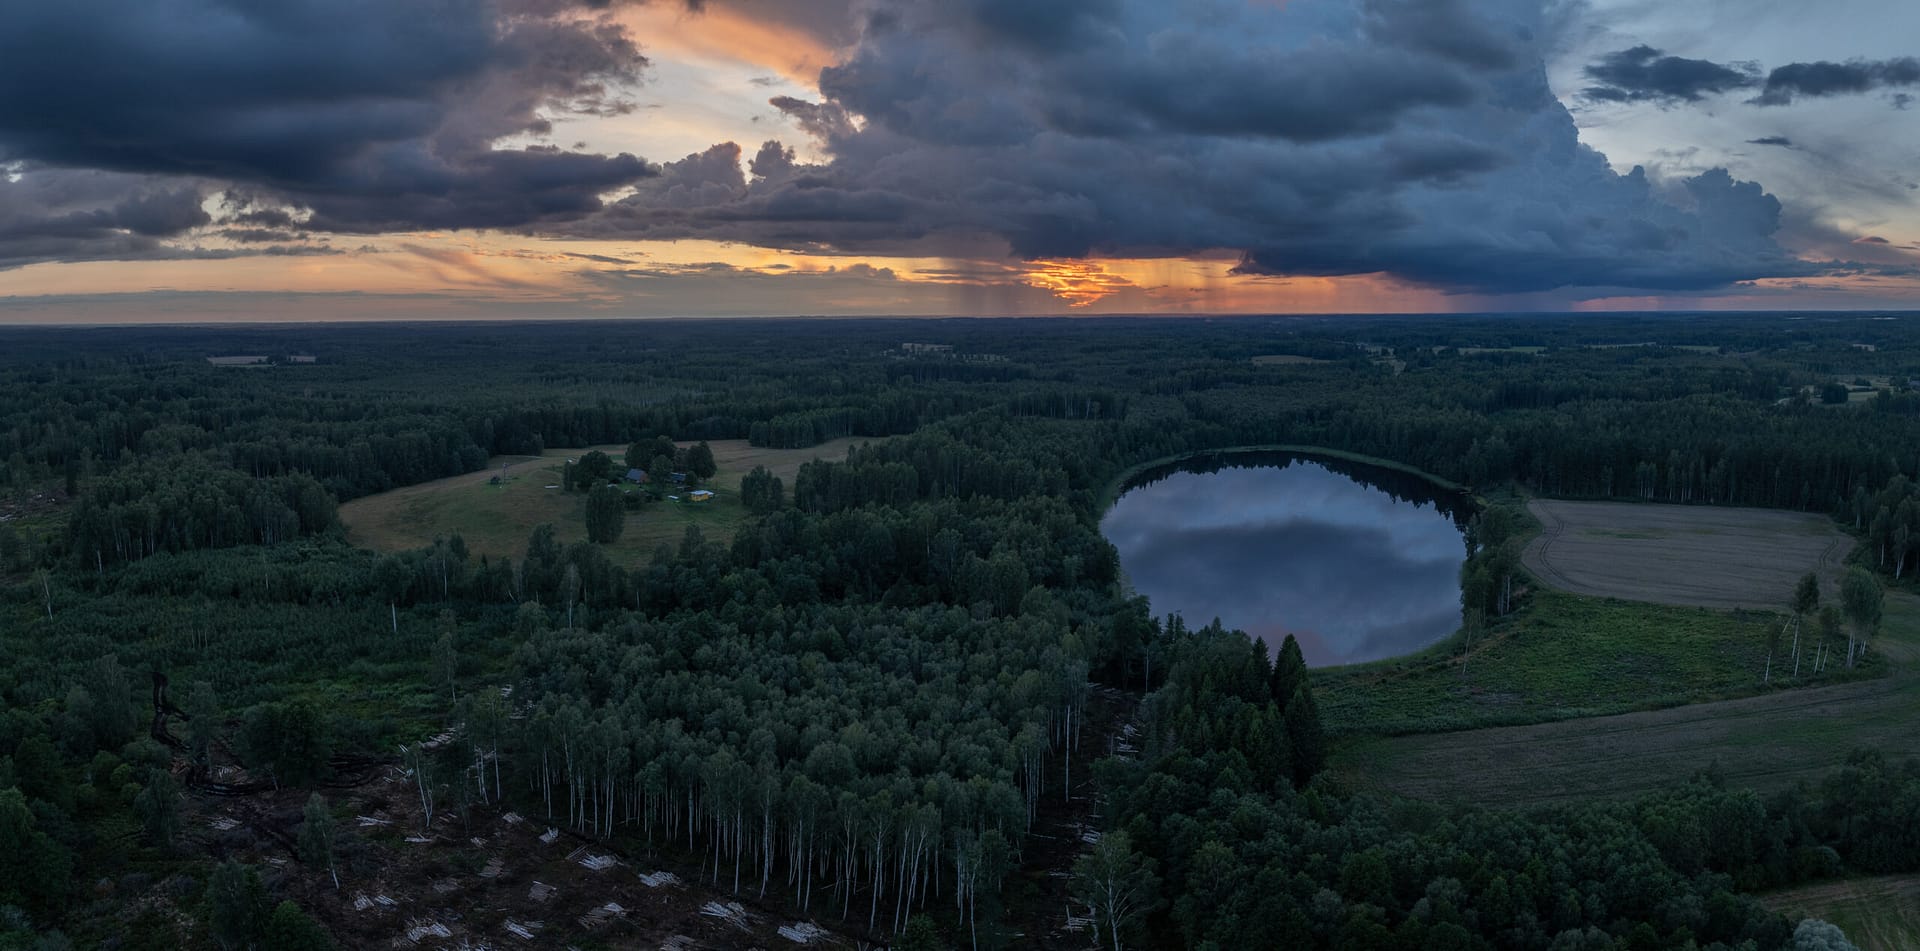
[689,490,714,503]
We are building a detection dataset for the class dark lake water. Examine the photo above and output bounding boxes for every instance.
[1102,452,1472,667]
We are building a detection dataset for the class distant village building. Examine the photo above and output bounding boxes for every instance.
[206,354,318,366]
[625,468,648,484]
[668,472,688,485]
[901,342,954,354]
[689,490,715,503]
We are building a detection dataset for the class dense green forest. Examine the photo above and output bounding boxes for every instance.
[2,314,1919,949]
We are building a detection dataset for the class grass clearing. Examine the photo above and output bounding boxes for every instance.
[1332,593,1920,807]
[1522,500,1851,611]
[340,437,878,562]
[1761,876,1920,951]
[1318,588,1805,737]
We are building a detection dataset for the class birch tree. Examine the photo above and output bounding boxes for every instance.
[432,611,458,703]
[33,568,52,620]
[563,564,581,629]
[298,793,339,890]
[1072,831,1160,951]
[1817,606,1844,673]
[401,743,437,831]
[1841,567,1882,668]
[1791,572,1820,677]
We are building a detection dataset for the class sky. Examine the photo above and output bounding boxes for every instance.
[1,0,1917,322]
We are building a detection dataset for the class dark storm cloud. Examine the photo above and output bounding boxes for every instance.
[0,167,343,269]
[0,168,205,268]
[555,0,1810,295]
[0,0,655,236]
[3,0,1821,296]
[1579,47,1920,110]
[1236,168,1800,293]
[1753,58,1920,106]
[1748,136,1796,148]
[1361,0,1522,70]
[1581,46,1759,103]
[813,1,1483,145]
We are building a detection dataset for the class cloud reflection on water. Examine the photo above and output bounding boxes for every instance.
[1102,456,1468,667]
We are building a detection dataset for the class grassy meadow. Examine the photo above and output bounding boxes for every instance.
[339,437,878,563]
[1316,588,1821,737]
[1330,591,1920,806]
[1763,876,1920,951]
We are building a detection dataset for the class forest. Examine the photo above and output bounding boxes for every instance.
[2,314,1919,950]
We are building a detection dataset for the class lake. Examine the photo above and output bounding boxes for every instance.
[1102,452,1472,667]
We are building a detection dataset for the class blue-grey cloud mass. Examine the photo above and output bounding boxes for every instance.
[0,0,1898,298]
[571,0,1813,293]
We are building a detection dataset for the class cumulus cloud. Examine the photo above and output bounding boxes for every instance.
[1581,46,1759,103]
[0,0,1830,296]
[557,0,1808,294]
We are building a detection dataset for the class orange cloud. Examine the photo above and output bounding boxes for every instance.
[1021,259,1142,307]
[618,5,844,88]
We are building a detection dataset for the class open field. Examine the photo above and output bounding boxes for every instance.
[340,437,877,561]
[1522,500,1851,610]
[1333,593,1920,807]
[1762,876,1920,951]
[1317,588,1807,737]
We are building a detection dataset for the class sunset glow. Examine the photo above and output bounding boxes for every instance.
[3,0,1917,322]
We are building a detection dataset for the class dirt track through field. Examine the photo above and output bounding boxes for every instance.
[1522,500,1851,610]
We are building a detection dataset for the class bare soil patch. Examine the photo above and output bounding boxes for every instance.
[1522,500,1851,610]
[188,760,863,950]
[0,486,67,524]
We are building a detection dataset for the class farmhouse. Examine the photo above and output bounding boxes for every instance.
[624,468,647,484]
[689,490,714,503]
